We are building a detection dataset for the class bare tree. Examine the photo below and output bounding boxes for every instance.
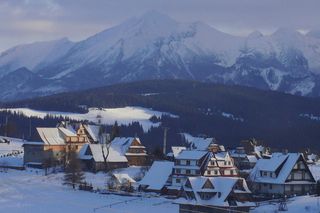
[101,139,112,172]
[64,151,85,189]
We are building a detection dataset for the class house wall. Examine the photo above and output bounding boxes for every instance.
[126,155,147,166]
[24,145,45,165]
[24,144,65,166]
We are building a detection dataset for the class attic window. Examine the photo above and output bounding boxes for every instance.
[202,179,214,189]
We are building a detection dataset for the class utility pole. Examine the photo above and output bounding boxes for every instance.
[5,115,8,137]
[29,118,32,139]
[163,127,169,156]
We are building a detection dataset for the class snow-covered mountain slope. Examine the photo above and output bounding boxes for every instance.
[1,11,320,101]
[0,38,74,77]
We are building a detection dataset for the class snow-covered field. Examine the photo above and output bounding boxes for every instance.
[0,137,24,168]
[0,170,178,213]
[1,107,178,132]
[252,195,320,213]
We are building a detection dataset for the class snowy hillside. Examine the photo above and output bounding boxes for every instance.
[1,107,178,132]
[1,11,320,100]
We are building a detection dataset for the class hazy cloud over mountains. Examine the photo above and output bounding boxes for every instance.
[1,0,320,52]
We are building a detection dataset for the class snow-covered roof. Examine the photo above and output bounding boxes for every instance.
[250,152,315,184]
[246,155,258,163]
[176,150,208,160]
[139,161,174,191]
[112,173,136,184]
[79,137,141,163]
[213,152,228,160]
[37,127,75,145]
[84,124,100,142]
[181,176,252,207]
[171,146,187,158]
[182,133,213,151]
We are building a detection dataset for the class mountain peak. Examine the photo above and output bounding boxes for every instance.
[248,30,263,39]
[272,27,302,37]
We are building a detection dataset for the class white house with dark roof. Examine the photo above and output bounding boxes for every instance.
[249,152,316,197]
[171,150,210,189]
[177,176,255,213]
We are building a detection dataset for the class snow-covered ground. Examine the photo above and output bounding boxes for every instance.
[0,170,177,213]
[252,195,320,213]
[0,136,24,168]
[0,136,24,156]
[1,107,178,132]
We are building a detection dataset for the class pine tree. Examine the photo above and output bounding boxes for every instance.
[63,150,85,189]
[110,121,120,141]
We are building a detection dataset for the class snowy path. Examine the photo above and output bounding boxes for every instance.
[0,170,178,213]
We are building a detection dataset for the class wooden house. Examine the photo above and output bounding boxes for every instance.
[249,152,316,197]
[204,151,239,177]
[79,137,148,172]
[177,176,255,213]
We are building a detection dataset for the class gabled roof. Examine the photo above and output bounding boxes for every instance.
[213,152,229,160]
[139,161,174,191]
[182,176,251,206]
[176,150,208,160]
[84,124,101,142]
[37,127,76,145]
[78,137,142,163]
[250,152,315,184]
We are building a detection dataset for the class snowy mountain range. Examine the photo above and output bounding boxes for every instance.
[1,11,320,101]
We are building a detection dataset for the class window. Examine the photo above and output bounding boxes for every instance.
[228,161,231,165]
[186,160,190,166]
[186,170,191,174]
[269,184,273,189]
[263,171,268,176]
[214,170,218,175]
[176,160,180,165]
[207,170,211,175]
[230,170,234,175]
[176,179,181,183]
[176,169,181,174]
[196,170,200,175]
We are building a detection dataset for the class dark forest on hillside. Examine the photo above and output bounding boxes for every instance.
[2,80,320,151]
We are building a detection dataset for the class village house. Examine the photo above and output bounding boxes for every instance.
[204,151,239,177]
[23,127,81,167]
[171,150,210,189]
[249,152,316,197]
[78,137,148,172]
[177,176,255,213]
[23,124,102,168]
[139,161,174,193]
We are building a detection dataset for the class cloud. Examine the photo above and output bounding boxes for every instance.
[1,0,320,52]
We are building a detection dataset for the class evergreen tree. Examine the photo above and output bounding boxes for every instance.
[110,121,120,141]
[63,151,85,189]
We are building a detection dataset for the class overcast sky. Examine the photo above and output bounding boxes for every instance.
[1,0,319,52]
